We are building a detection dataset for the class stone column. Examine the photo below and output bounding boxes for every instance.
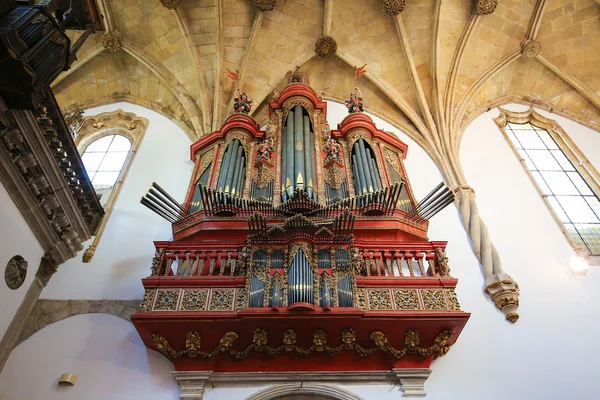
[455,187,520,323]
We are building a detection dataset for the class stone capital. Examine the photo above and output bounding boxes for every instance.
[172,371,213,400]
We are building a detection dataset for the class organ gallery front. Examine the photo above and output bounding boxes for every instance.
[132,70,470,397]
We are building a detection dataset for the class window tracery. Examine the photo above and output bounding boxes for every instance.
[495,108,600,259]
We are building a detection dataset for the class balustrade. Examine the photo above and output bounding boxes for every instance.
[155,249,242,277]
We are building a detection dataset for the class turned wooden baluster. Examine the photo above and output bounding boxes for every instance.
[383,251,393,276]
[414,252,425,276]
[404,251,415,277]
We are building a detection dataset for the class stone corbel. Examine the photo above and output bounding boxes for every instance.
[172,371,212,400]
[454,186,520,322]
[392,368,431,398]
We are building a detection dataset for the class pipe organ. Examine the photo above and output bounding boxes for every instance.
[134,69,469,383]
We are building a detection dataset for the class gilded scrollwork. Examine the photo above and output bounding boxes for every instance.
[324,161,345,190]
[139,288,156,312]
[393,289,421,310]
[180,289,209,311]
[421,289,447,310]
[209,289,235,311]
[367,289,393,310]
[445,289,461,311]
[153,289,180,311]
[150,249,166,276]
[383,147,402,177]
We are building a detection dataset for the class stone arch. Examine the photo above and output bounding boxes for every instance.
[245,383,364,400]
[3,313,177,399]
[16,299,140,347]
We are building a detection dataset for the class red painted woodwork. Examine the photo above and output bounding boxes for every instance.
[132,81,469,375]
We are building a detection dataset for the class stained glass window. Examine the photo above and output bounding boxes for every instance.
[81,135,131,190]
[504,122,600,256]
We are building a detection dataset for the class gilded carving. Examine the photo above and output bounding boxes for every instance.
[185,331,202,358]
[180,289,209,311]
[475,0,498,15]
[445,288,461,311]
[484,278,520,322]
[435,248,451,276]
[383,147,402,178]
[150,249,165,276]
[101,32,121,52]
[312,330,327,352]
[253,328,268,347]
[153,289,180,311]
[393,289,421,310]
[367,289,393,310]
[209,289,235,311]
[421,289,446,310]
[315,36,337,58]
[253,161,274,189]
[383,0,406,16]
[152,328,454,360]
[324,160,345,190]
[235,288,246,310]
[139,288,156,312]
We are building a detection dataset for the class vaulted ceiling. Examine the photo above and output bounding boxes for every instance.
[53,0,600,167]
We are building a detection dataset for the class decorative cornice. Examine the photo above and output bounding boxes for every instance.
[151,328,453,360]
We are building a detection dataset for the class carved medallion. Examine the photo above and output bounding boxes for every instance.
[101,32,121,52]
[383,0,406,16]
[521,39,541,58]
[315,36,337,58]
[160,0,179,9]
[5,255,27,290]
[475,0,498,15]
[253,0,276,11]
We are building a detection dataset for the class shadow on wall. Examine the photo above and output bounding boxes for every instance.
[0,313,177,400]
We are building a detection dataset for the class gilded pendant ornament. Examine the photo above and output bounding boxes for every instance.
[101,32,121,52]
[253,162,274,189]
[383,0,406,16]
[151,328,453,360]
[315,36,337,58]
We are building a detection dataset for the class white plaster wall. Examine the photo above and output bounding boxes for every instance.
[0,313,178,399]
[0,182,45,339]
[41,102,194,300]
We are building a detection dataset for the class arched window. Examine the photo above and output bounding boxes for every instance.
[81,134,131,205]
[73,110,148,263]
[496,109,600,257]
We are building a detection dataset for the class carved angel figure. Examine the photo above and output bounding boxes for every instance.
[256,137,274,162]
[324,137,342,163]
[344,88,364,113]
[234,92,254,114]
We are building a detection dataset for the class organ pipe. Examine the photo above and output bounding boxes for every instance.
[284,110,295,198]
[217,142,233,191]
[358,139,374,193]
[369,157,381,190]
[293,105,305,190]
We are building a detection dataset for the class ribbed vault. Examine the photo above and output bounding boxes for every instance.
[51,0,600,173]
